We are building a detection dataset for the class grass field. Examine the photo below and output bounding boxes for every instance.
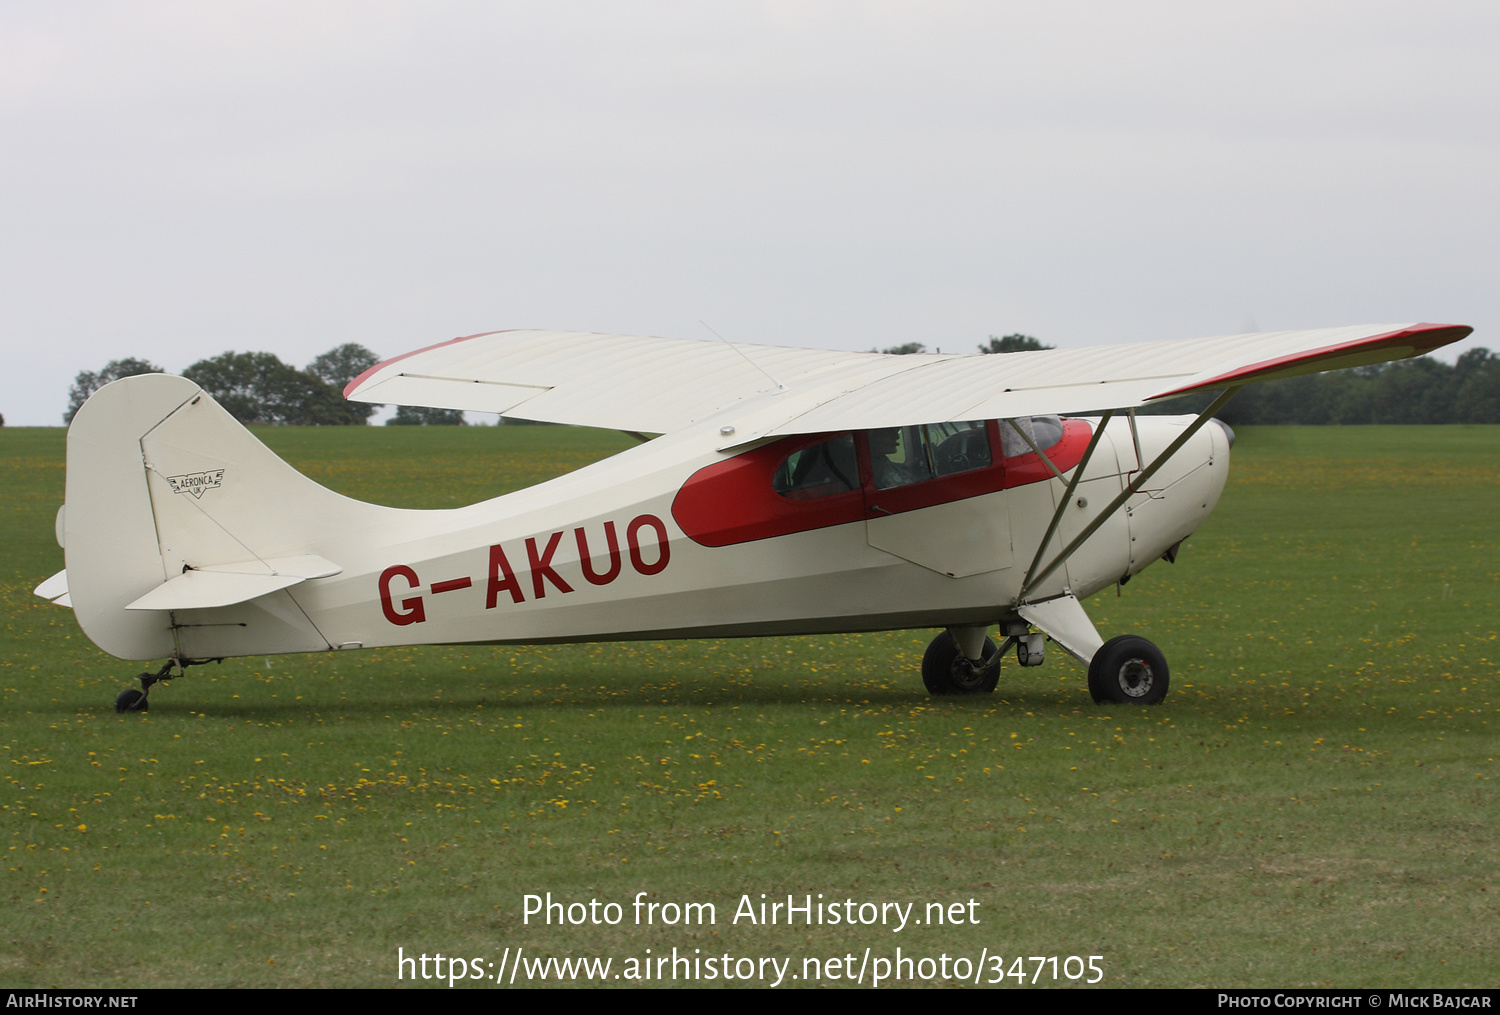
[1,424,1496,989]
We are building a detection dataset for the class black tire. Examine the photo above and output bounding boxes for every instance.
[114,688,149,713]
[922,632,1000,695]
[1087,635,1169,705]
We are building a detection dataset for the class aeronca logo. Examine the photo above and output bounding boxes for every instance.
[166,470,225,499]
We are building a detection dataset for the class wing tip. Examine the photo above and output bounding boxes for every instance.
[343,330,508,400]
[1147,323,1473,401]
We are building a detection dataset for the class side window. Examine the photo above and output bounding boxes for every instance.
[772,434,858,500]
[869,426,933,490]
[999,415,1064,459]
[923,421,992,477]
[870,421,990,490]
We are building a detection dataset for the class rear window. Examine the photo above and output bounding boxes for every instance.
[771,434,858,500]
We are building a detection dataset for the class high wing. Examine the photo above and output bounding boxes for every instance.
[344,323,1472,440]
[344,330,887,434]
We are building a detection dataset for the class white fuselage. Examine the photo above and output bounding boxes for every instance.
[169,416,1227,660]
[58,373,1228,663]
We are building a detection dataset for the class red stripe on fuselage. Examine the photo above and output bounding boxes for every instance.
[672,419,1092,548]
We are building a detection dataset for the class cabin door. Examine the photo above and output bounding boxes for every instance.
[861,422,1014,578]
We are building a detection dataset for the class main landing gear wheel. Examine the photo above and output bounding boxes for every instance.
[922,632,1000,695]
[1087,635,1169,705]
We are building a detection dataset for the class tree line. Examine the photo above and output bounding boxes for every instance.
[66,345,464,426]
[65,335,1500,427]
[874,333,1053,356]
[1215,348,1500,425]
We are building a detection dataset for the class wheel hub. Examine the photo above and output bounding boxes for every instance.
[1117,658,1154,697]
[950,658,987,691]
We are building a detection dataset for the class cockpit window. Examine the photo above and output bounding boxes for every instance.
[924,421,993,477]
[871,420,991,490]
[869,426,932,490]
[772,434,858,500]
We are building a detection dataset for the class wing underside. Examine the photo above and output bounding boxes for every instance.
[344,323,1471,437]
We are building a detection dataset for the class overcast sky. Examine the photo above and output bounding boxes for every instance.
[3,1,1496,425]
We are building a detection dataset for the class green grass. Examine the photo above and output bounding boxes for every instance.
[1,424,1496,988]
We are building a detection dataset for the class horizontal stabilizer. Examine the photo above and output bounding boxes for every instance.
[199,554,342,580]
[124,554,342,612]
[34,569,72,608]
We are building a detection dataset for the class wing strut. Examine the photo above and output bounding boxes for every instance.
[1018,388,1241,601]
[1126,407,1144,475]
[1016,409,1116,596]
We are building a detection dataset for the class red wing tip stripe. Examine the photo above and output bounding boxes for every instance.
[343,330,510,398]
[1147,324,1472,401]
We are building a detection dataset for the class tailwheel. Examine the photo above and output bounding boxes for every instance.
[112,658,189,713]
[922,631,1001,695]
[114,688,149,713]
[1087,635,1169,705]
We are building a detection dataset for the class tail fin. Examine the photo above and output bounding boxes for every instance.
[64,374,378,660]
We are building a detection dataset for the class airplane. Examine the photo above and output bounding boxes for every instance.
[33,322,1471,713]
